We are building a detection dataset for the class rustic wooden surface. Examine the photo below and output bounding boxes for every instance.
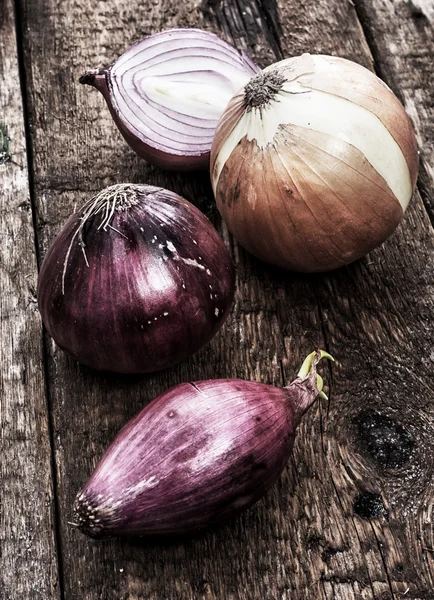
[1,0,433,598]
[0,0,60,597]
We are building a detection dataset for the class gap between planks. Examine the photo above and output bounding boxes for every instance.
[12,0,66,598]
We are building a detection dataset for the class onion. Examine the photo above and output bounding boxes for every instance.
[210,54,419,272]
[37,184,235,373]
[80,28,259,171]
[72,350,333,538]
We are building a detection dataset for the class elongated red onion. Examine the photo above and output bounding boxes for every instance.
[211,54,419,272]
[73,351,333,538]
[37,184,235,373]
[80,28,259,171]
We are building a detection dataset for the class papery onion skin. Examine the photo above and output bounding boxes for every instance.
[37,184,235,373]
[73,351,332,538]
[210,54,419,272]
[80,29,259,171]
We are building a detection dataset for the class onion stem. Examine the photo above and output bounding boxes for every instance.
[297,350,334,400]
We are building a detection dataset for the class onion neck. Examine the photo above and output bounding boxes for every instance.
[286,350,334,425]
[244,69,285,112]
[79,68,110,96]
[79,184,143,226]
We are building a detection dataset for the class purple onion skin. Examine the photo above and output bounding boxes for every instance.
[37,185,235,373]
[73,359,322,538]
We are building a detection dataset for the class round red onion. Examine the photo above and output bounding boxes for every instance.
[80,28,259,171]
[73,351,332,538]
[37,184,235,373]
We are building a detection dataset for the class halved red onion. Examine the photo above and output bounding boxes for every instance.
[80,29,259,170]
[37,184,235,373]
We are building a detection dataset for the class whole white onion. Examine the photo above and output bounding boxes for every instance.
[210,53,419,272]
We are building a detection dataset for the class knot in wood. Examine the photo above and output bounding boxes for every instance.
[356,410,415,469]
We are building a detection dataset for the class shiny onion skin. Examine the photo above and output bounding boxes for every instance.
[80,28,259,171]
[37,184,235,373]
[73,351,332,538]
[211,54,419,272]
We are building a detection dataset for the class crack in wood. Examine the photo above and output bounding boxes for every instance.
[252,0,284,59]
[370,521,397,600]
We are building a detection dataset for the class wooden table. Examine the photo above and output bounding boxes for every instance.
[1,0,433,598]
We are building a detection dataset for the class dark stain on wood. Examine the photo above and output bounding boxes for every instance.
[408,1,429,21]
[0,123,11,163]
[355,409,415,469]
[354,491,389,520]
[321,544,346,562]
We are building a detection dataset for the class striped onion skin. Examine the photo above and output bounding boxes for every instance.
[73,352,330,538]
[80,29,259,171]
[210,54,419,272]
[37,184,235,373]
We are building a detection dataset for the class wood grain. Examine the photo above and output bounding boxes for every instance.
[0,1,60,598]
[10,0,434,598]
[353,0,434,222]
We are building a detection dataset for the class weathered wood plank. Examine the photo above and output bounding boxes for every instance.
[353,0,434,222]
[18,0,434,598]
[273,4,434,597]
[0,1,60,598]
[313,218,434,598]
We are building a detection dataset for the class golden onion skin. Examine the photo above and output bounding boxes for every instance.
[210,54,419,272]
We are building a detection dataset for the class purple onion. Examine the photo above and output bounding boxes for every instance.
[79,28,259,171]
[73,351,333,538]
[37,184,235,373]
